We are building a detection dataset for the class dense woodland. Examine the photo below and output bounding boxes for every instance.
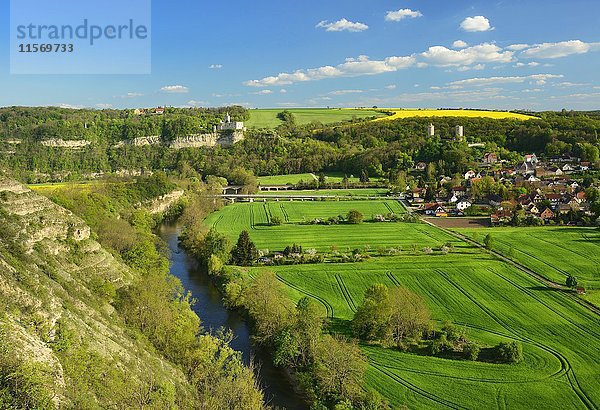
[1,107,599,184]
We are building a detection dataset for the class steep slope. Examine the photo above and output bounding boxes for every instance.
[0,177,195,408]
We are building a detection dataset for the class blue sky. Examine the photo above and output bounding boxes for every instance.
[1,0,599,110]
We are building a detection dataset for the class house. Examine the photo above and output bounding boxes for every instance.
[525,154,538,165]
[539,208,555,220]
[558,203,571,215]
[424,203,447,216]
[217,113,245,131]
[546,193,562,206]
[415,162,427,171]
[153,107,165,115]
[527,175,540,183]
[456,199,472,211]
[483,152,498,164]
[548,167,564,176]
[576,287,586,295]
[464,170,477,180]
[488,194,503,207]
[525,203,540,215]
[562,164,575,172]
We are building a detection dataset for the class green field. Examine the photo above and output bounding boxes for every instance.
[259,188,390,197]
[204,200,425,252]
[205,201,600,409]
[246,108,386,128]
[455,227,600,289]
[257,173,317,185]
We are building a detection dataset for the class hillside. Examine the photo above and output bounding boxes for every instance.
[0,177,197,407]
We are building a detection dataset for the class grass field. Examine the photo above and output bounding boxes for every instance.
[257,172,367,186]
[246,108,385,128]
[28,181,103,194]
[203,200,441,252]
[204,201,600,409]
[259,188,390,197]
[374,109,536,121]
[454,227,600,289]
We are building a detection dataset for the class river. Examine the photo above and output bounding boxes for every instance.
[158,222,307,410]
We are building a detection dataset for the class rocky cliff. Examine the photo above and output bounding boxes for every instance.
[0,178,193,408]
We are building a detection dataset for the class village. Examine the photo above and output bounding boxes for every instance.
[410,126,597,226]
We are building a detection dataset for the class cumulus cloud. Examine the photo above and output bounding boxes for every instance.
[385,84,397,90]
[385,9,422,22]
[514,61,541,67]
[520,40,600,59]
[95,103,112,109]
[452,40,468,49]
[421,43,513,66]
[187,100,208,107]
[507,44,530,51]
[253,89,273,95]
[279,89,288,93]
[316,18,368,32]
[121,92,143,98]
[209,64,223,69]
[161,85,189,93]
[244,54,416,87]
[449,74,563,87]
[460,16,493,32]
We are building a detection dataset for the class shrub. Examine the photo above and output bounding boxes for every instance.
[463,342,480,361]
[496,341,523,364]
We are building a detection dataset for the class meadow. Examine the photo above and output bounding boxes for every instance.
[259,188,390,197]
[246,108,385,128]
[257,172,364,186]
[205,200,600,409]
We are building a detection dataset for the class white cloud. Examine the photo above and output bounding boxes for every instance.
[460,16,493,32]
[187,100,208,107]
[457,64,486,72]
[254,89,273,95]
[506,44,530,51]
[55,103,84,109]
[514,61,540,67]
[421,43,513,67]
[316,18,368,32]
[521,40,600,59]
[95,103,112,109]
[452,40,468,49]
[329,89,365,95]
[209,64,223,69]
[279,89,288,93]
[522,88,543,93]
[161,85,189,93]
[244,54,415,87]
[120,92,143,98]
[449,73,563,87]
[385,84,397,90]
[385,9,422,22]
[555,82,588,87]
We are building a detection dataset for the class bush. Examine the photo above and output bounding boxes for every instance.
[346,210,364,224]
[463,342,480,361]
[496,341,523,364]
[270,216,283,226]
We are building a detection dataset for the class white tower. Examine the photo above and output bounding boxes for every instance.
[455,125,464,138]
[427,123,435,137]
[225,113,231,123]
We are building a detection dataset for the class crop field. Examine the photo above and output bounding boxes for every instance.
[27,181,103,193]
[257,172,365,186]
[246,108,385,128]
[202,200,458,253]
[205,199,600,409]
[261,250,600,409]
[454,227,600,289]
[259,188,390,197]
[374,109,536,121]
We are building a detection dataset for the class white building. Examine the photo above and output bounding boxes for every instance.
[456,199,472,211]
[455,125,464,138]
[217,113,245,131]
[427,123,435,137]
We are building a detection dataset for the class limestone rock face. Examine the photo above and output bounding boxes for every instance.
[41,139,91,149]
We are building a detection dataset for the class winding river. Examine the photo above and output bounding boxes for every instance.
[158,222,307,410]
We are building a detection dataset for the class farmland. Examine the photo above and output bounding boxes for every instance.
[259,188,390,197]
[374,109,536,121]
[246,108,385,128]
[205,199,600,409]
[257,172,364,186]
[454,227,600,289]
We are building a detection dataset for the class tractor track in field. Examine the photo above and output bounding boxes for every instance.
[423,220,600,318]
[438,268,594,409]
[279,203,290,222]
[212,214,224,229]
[263,202,272,223]
[275,273,334,318]
[371,362,467,409]
[383,202,394,214]
[249,204,257,230]
[386,271,402,287]
[334,274,357,312]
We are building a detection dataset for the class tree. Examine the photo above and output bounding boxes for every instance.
[483,234,494,250]
[566,275,578,289]
[388,286,431,345]
[314,335,367,403]
[270,216,283,226]
[346,209,364,224]
[496,341,523,364]
[231,231,257,266]
[352,284,392,341]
